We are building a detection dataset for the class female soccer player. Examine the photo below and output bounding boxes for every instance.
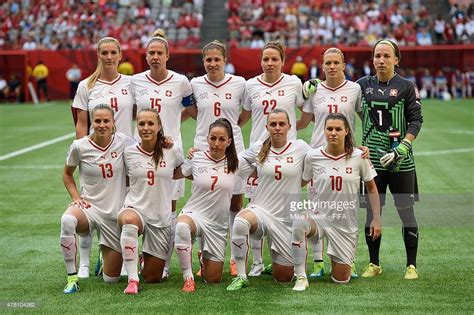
[130,29,195,278]
[227,109,311,291]
[297,47,364,278]
[239,41,304,276]
[72,37,134,278]
[190,40,247,276]
[118,108,184,294]
[174,118,240,292]
[60,104,134,294]
[292,113,381,291]
[357,39,423,280]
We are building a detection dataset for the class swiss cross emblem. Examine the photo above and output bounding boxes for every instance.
[346,167,352,174]
[159,161,166,167]
[341,96,347,102]
[278,90,285,96]
[287,157,293,163]
[166,90,172,97]
[390,89,398,97]
[225,93,232,99]
[111,152,117,158]
[121,89,128,95]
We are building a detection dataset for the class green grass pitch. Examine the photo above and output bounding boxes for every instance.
[0,99,472,313]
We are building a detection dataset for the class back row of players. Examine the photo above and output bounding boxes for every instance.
[60,30,423,294]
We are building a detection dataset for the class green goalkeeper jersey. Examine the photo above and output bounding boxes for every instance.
[357,74,423,171]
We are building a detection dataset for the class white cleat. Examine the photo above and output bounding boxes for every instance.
[78,265,90,279]
[248,261,264,277]
[292,276,309,291]
[162,267,170,279]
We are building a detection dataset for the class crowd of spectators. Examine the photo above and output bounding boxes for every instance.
[0,0,202,50]
[227,0,474,48]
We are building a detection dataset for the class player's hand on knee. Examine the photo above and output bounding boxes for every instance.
[302,79,321,100]
[71,198,90,209]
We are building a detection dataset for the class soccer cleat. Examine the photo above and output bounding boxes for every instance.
[94,250,103,276]
[63,275,80,294]
[77,265,90,279]
[292,276,309,291]
[361,263,383,278]
[404,265,419,280]
[248,261,264,277]
[351,263,359,279]
[229,259,238,276]
[162,267,170,279]
[182,278,196,293]
[309,261,325,279]
[124,279,139,294]
[262,263,272,275]
[226,275,249,291]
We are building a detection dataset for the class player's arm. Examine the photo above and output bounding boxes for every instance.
[174,164,193,180]
[238,109,251,127]
[75,109,88,139]
[63,165,90,208]
[182,104,197,121]
[404,81,423,143]
[296,111,314,130]
[365,179,381,240]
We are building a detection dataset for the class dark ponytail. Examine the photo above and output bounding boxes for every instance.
[325,113,355,158]
[208,118,238,173]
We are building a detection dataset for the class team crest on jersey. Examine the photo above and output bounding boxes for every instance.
[225,93,232,99]
[198,92,208,99]
[121,89,128,95]
[131,161,142,169]
[166,90,172,97]
[365,87,374,95]
[314,166,326,175]
[111,152,117,158]
[341,96,348,102]
[137,89,148,97]
[159,161,166,167]
[197,166,208,173]
[346,167,352,174]
[278,90,285,96]
[389,89,398,97]
[287,157,293,163]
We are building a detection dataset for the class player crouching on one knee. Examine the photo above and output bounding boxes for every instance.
[291,113,381,291]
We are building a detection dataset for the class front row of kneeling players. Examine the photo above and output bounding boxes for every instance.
[59,105,380,294]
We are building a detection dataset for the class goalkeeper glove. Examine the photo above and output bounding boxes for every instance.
[379,139,412,172]
[302,79,321,100]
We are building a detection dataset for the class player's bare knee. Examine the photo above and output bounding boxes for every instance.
[143,272,162,283]
[203,273,221,284]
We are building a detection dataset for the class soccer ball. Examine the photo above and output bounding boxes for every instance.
[441,91,452,101]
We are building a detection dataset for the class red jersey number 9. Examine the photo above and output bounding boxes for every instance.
[147,170,155,186]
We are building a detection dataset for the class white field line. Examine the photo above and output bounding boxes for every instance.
[0,132,74,161]
[422,128,474,135]
[416,147,474,156]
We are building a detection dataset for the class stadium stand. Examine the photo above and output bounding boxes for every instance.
[0,0,203,50]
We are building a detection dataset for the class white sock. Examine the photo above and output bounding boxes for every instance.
[175,222,193,280]
[251,238,263,264]
[120,224,139,282]
[292,219,311,277]
[165,211,177,269]
[229,210,239,261]
[312,238,323,262]
[60,214,78,274]
[232,217,250,277]
[78,234,92,267]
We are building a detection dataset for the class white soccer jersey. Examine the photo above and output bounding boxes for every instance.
[72,75,134,137]
[191,74,246,152]
[65,132,135,219]
[123,144,184,227]
[130,70,193,146]
[240,139,311,221]
[303,148,377,233]
[302,80,362,148]
[243,74,303,144]
[180,151,237,228]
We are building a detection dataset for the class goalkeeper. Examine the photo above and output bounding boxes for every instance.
[356,39,423,280]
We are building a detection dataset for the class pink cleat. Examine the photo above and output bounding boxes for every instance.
[124,279,139,294]
[182,278,196,293]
